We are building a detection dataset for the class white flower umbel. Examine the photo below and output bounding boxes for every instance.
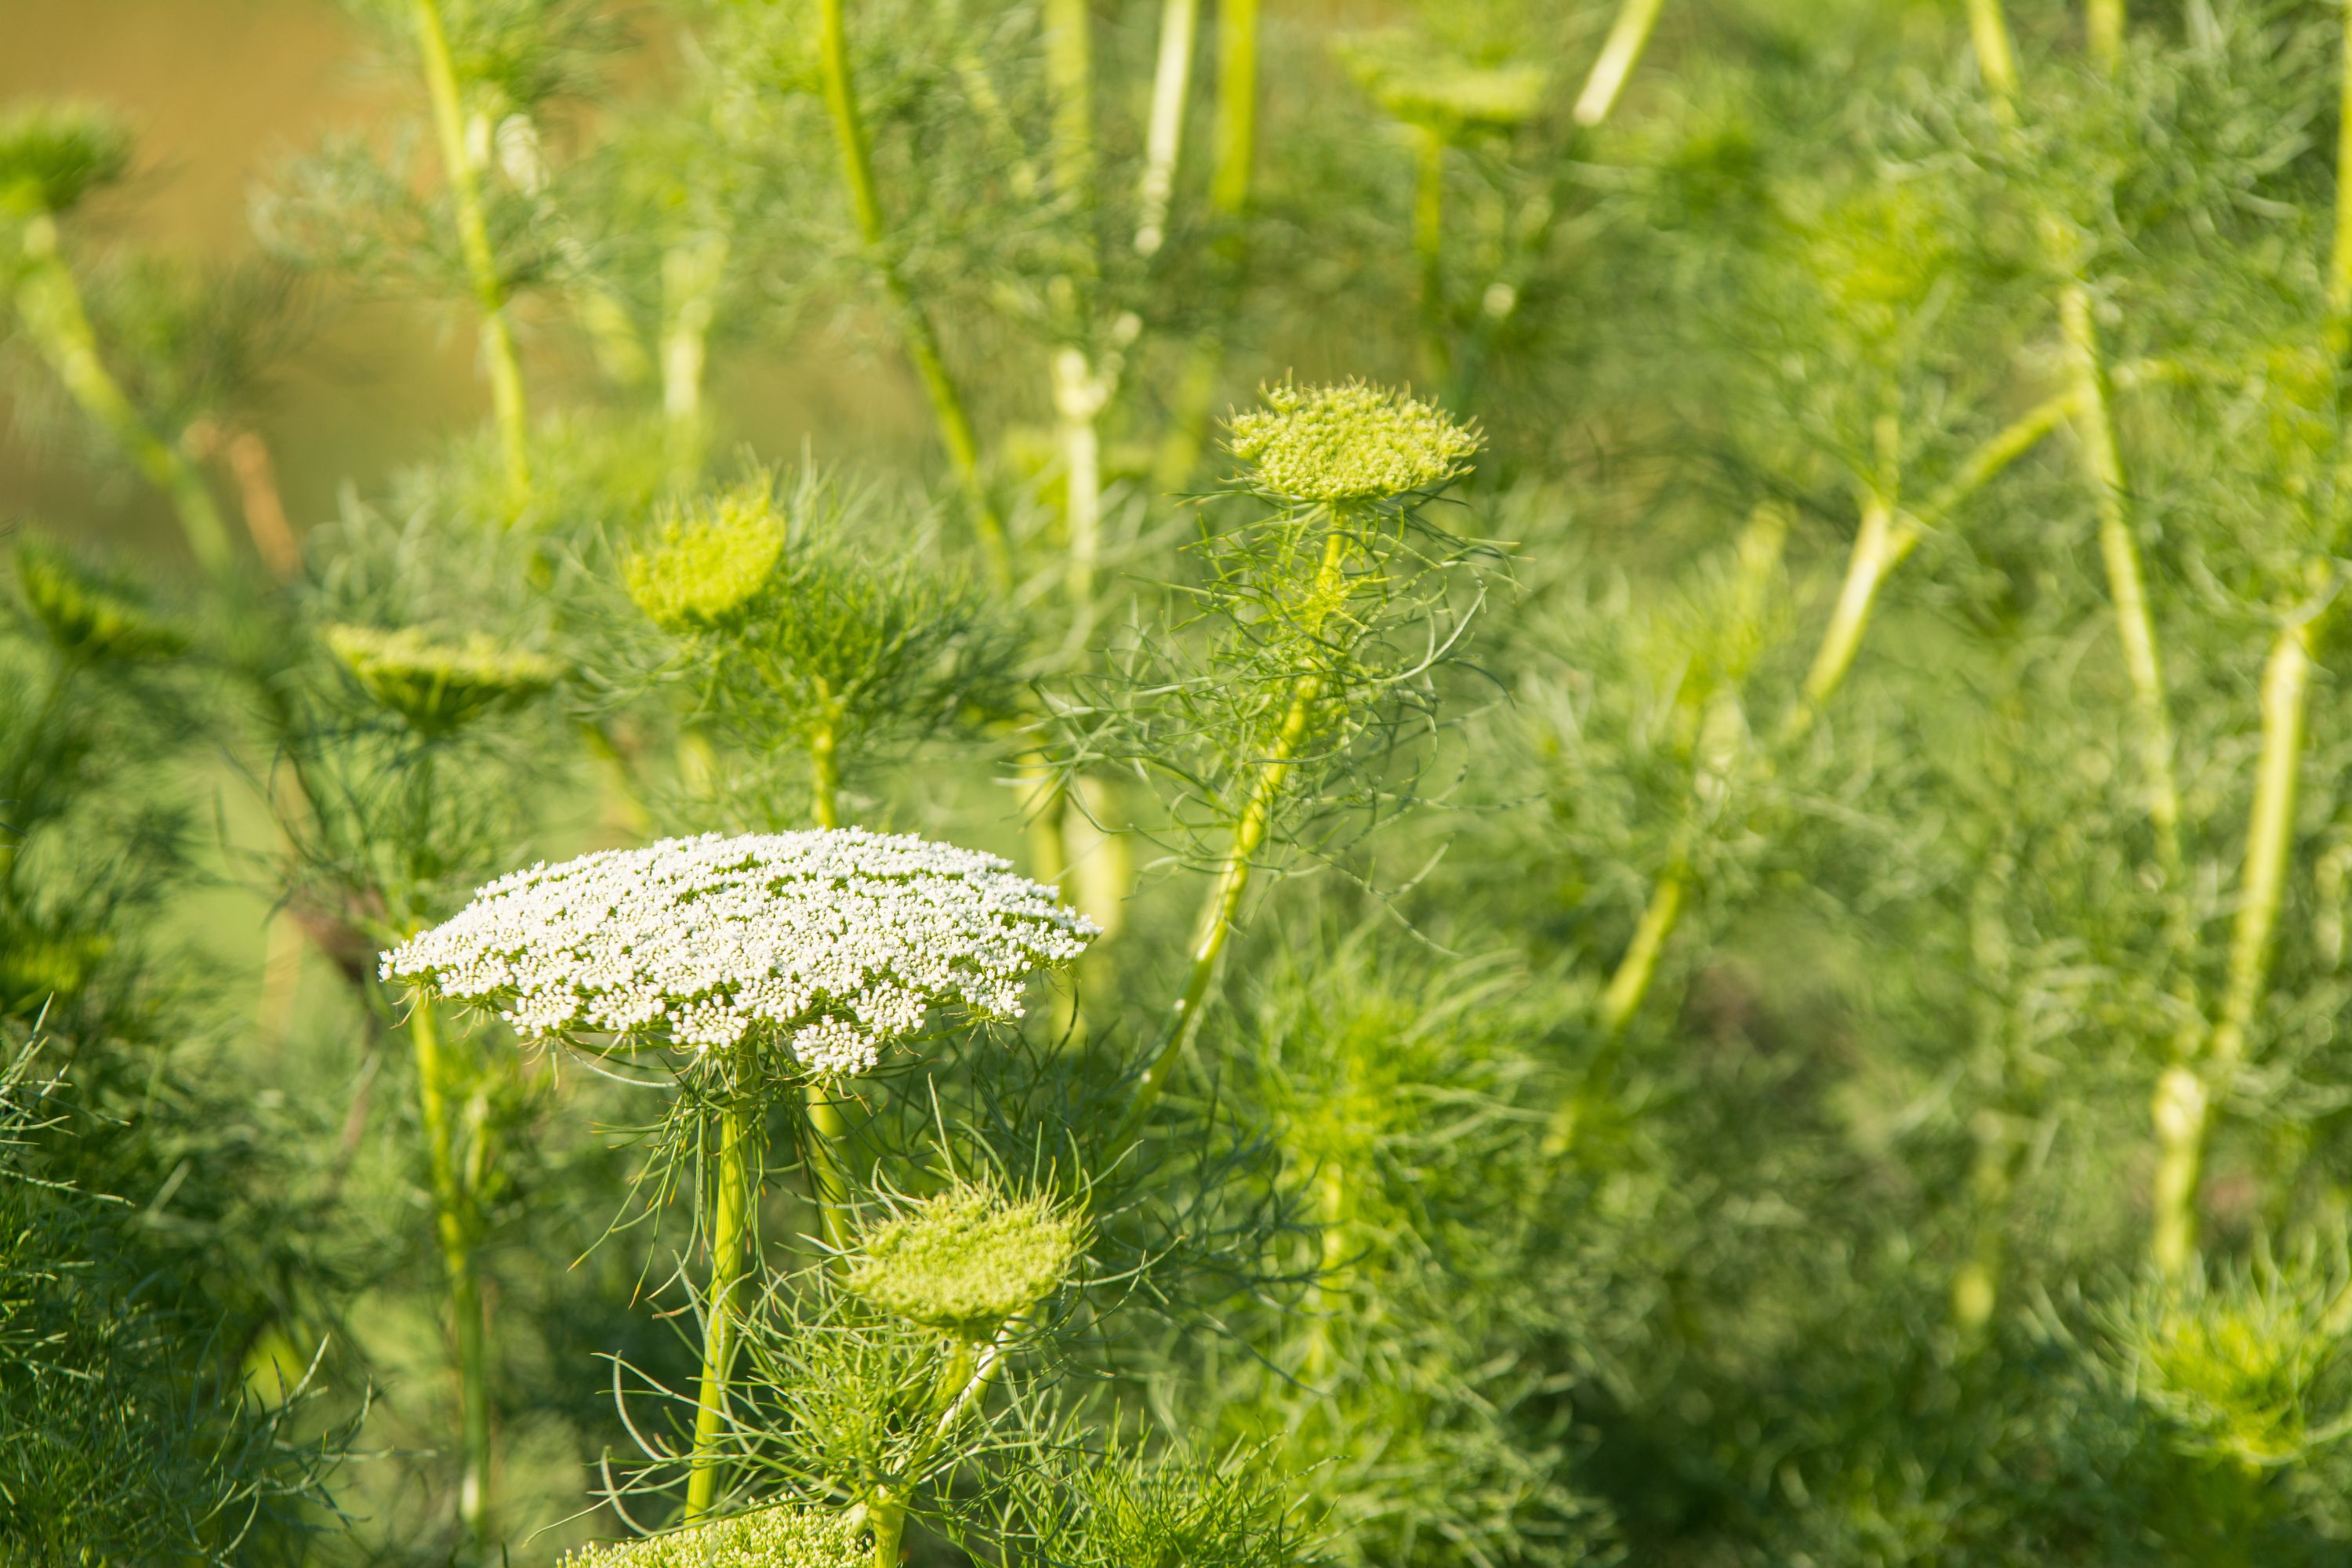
[382,829,1098,1075]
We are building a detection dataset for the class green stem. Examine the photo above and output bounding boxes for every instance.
[869,1495,907,1568]
[661,234,728,483]
[1966,0,2020,100]
[810,705,842,830]
[409,0,530,510]
[1303,1156,1348,1378]
[1054,347,1107,608]
[408,996,491,1548]
[1784,496,1900,743]
[1572,0,1668,127]
[2061,283,2185,895]
[685,1088,756,1519]
[1414,126,1450,385]
[1123,526,1346,1134]
[1595,864,1686,1039]
[816,0,1011,590]
[10,219,234,575]
[1042,0,1095,208]
[2088,0,2124,71]
[1134,0,1201,258]
[803,1081,853,1255]
[2153,622,2313,1275]
[2334,10,2352,329]
[2212,622,2310,1076]
[1152,0,1261,491]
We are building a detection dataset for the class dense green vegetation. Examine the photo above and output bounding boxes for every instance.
[11,0,2352,1562]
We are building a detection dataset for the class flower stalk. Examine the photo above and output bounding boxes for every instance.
[1123,525,1348,1133]
[9,216,234,575]
[407,994,493,1548]
[2155,618,2317,1275]
[803,1082,853,1256]
[1134,0,1200,259]
[685,1072,757,1519]
[408,0,531,510]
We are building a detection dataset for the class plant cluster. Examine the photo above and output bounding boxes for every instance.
[26,0,2352,1562]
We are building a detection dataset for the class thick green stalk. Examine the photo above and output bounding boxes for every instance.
[2087,0,2124,71]
[685,1090,755,1519]
[1595,865,1687,1039]
[10,219,234,574]
[1573,0,1668,128]
[869,1495,907,1568]
[408,997,492,1548]
[1152,0,1261,490]
[803,1082,853,1255]
[809,703,842,831]
[2154,622,2314,1274]
[409,0,530,508]
[661,235,728,482]
[1966,0,2020,100]
[1414,127,1450,384]
[1042,0,1095,207]
[1783,498,1900,745]
[1303,1156,1349,1379]
[1123,527,1346,1131]
[2335,11,2352,325]
[2211,626,2310,1076]
[1054,347,1109,608]
[1134,0,1201,258]
[817,0,1011,589]
[2060,285,2185,897]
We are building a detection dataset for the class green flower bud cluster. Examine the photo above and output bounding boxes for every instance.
[2129,1272,2352,1468]
[1226,382,1483,504]
[626,485,788,631]
[1341,38,1549,136]
[848,1185,1083,1340]
[14,539,184,663]
[0,103,132,220]
[325,622,561,736]
[561,1503,866,1568]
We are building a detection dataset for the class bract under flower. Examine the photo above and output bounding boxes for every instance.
[1341,38,1549,134]
[380,829,1098,1074]
[0,103,132,219]
[15,539,184,662]
[560,1503,865,1568]
[325,623,561,735]
[1226,382,1483,503]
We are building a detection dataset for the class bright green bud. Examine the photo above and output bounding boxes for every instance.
[0,103,132,220]
[324,623,561,736]
[626,485,787,631]
[561,1503,866,1568]
[14,538,183,662]
[2131,1270,2352,1468]
[1226,382,1483,504]
[848,1185,1083,1339]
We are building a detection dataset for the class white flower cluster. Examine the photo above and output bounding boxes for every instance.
[381,829,1098,1075]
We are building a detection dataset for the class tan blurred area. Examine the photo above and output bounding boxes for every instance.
[1,1,492,560]
[3,1,935,568]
